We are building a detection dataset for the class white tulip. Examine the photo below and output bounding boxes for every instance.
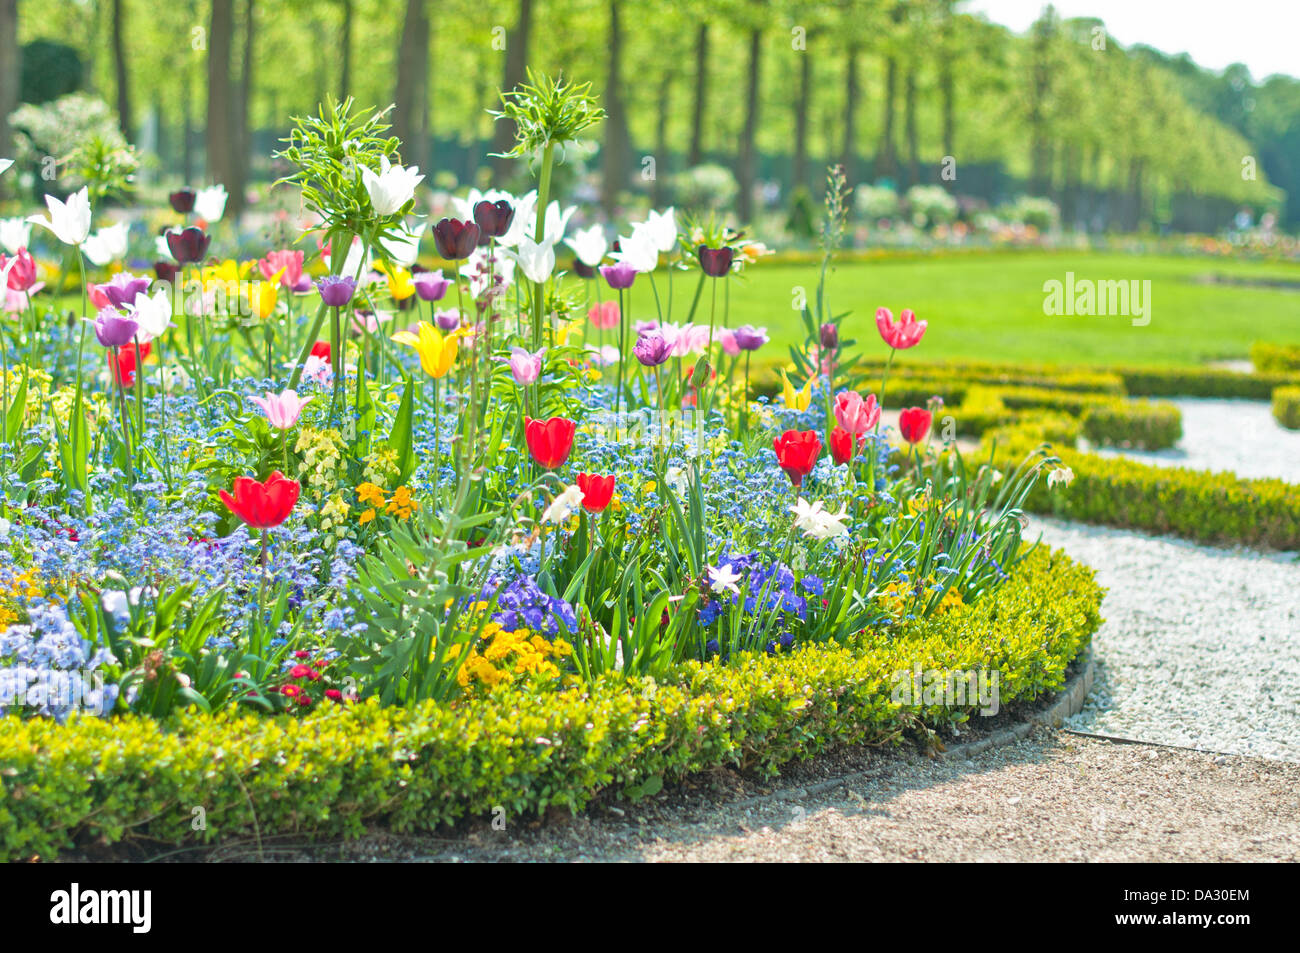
[506,237,556,285]
[28,186,92,246]
[496,190,537,248]
[195,184,228,223]
[565,225,608,267]
[82,221,131,266]
[642,208,678,253]
[613,226,659,274]
[0,217,30,254]
[540,201,575,244]
[790,498,851,541]
[361,155,424,217]
[131,288,174,343]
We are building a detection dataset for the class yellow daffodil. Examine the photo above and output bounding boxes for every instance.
[553,319,583,347]
[779,369,814,412]
[392,321,459,379]
[376,261,415,301]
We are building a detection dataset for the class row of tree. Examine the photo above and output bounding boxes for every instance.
[7,0,1294,228]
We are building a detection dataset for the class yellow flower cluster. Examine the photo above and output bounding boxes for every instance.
[0,569,48,628]
[355,482,418,524]
[456,622,572,691]
[876,578,965,621]
[318,494,351,535]
[293,426,344,499]
[362,447,399,486]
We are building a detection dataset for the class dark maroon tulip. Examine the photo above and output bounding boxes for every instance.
[153,260,180,284]
[697,245,734,278]
[473,200,515,239]
[432,218,480,261]
[169,188,197,214]
[166,226,211,265]
[819,322,839,351]
[572,258,596,279]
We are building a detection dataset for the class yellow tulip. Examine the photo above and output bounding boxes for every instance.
[246,279,280,319]
[392,321,459,379]
[376,261,415,301]
[779,369,814,412]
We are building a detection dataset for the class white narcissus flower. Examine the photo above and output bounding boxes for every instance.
[362,155,424,217]
[1047,466,1075,489]
[130,288,174,343]
[664,465,689,496]
[81,221,131,266]
[379,222,426,268]
[565,224,608,267]
[790,498,851,541]
[642,208,678,253]
[195,184,228,223]
[506,237,556,285]
[542,484,585,524]
[707,563,742,597]
[28,186,92,246]
[613,226,659,274]
[0,217,31,254]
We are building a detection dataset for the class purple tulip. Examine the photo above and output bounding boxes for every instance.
[434,309,461,332]
[733,324,769,351]
[102,272,152,310]
[600,261,638,290]
[501,346,545,385]
[153,260,180,284]
[819,322,839,351]
[572,258,596,279]
[473,200,515,239]
[316,275,357,307]
[697,244,734,278]
[432,218,480,260]
[165,226,211,265]
[413,270,452,302]
[292,275,314,294]
[169,188,196,214]
[633,330,672,367]
[91,310,140,348]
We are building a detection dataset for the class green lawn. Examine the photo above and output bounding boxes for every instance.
[690,251,1300,367]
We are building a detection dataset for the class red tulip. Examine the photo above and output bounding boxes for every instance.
[310,340,331,361]
[898,407,933,444]
[773,429,822,488]
[219,471,301,529]
[828,426,863,466]
[576,472,615,512]
[875,307,927,350]
[108,341,152,388]
[524,416,576,470]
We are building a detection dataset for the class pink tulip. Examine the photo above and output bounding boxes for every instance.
[588,300,620,330]
[503,346,545,385]
[718,329,740,356]
[88,282,112,311]
[251,389,311,429]
[260,249,304,289]
[875,307,927,350]
[834,391,881,434]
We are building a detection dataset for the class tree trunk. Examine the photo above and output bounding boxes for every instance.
[0,0,18,199]
[340,0,353,98]
[111,0,132,141]
[688,23,708,167]
[736,26,761,222]
[791,40,811,194]
[182,60,194,182]
[653,69,671,207]
[206,0,237,210]
[491,0,533,180]
[904,68,918,188]
[229,0,254,220]
[874,53,897,182]
[393,0,430,169]
[841,45,859,186]
[600,0,630,217]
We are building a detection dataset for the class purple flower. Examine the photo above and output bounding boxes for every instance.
[473,200,515,239]
[819,322,839,350]
[316,275,357,307]
[600,261,637,290]
[500,346,545,385]
[697,244,734,278]
[572,258,596,279]
[165,226,210,265]
[434,308,461,332]
[432,218,480,260]
[169,188,196,214]
[733,324,768,351]
[633,330,672,367]
[101,272,151,310]
[91,310,140,348]
[413,270,451,302]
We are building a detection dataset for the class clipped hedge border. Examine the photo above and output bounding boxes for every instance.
[987,424,1300,550]
[1272,386,1300,431]
[1080,401,1182,450]
[0,548,1102,861]
[1251,341,1300,374]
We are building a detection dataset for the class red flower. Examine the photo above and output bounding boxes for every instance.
[218,471,301,528]
[108,341,152,388]
[875,307,927,350]
[281,684,300,697]
[828,426,863,466]
[310,341,331,361]
[325,689,343,701]
[898,407,933,444]
[576,472,616,512]
[524,416,576,470]
[289,665,312,679]
[773,430,822,487]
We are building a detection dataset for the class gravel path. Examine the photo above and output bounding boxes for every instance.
[1094,398,1300,482]
[1032,516,1300,761]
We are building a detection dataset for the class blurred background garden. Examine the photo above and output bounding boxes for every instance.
[2,0,1298,362]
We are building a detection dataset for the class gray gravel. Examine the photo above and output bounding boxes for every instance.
[1093,398,1300,482]
[1032,516,1300,761]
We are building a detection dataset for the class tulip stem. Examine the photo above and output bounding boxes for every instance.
[876,348,896,435]
[532,140,556,349]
